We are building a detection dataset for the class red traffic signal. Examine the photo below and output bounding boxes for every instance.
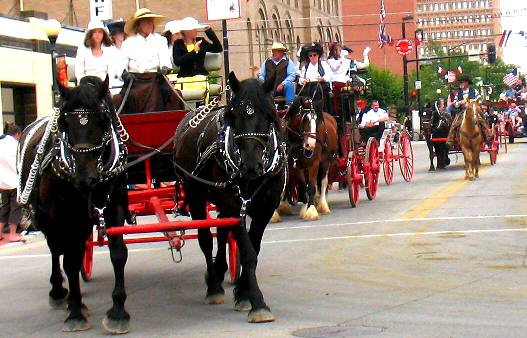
[411,90,418,97]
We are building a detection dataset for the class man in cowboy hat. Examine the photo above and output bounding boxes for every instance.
[446,75,492,148]
[257,42,298,107]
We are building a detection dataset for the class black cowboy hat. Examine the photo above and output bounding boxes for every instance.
[457,75,473,84]
[107,20,125,35]
[301,42,324,60]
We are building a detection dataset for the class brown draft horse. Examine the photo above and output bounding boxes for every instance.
[459,100,482,180]
[276,96,338,221]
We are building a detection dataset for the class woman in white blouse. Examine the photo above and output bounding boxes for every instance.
[75,20,114,83]
[327,43,371,116]
[298,43,333,114]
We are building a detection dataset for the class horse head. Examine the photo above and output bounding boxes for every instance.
[56,75,124,191]
[464,99,480,126]
[284,96,320,157]
[223,72,281,179]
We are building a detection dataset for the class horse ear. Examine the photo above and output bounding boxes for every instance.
[58,83,71,100]
[262,73,276,94]
[100,75,110,99]
[228,71,240,93]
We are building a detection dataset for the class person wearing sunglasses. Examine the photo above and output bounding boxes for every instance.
[298,43,334,114]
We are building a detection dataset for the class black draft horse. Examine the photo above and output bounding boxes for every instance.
[421,103,452,171]
[173,72,286,323]
[18,76,130,333]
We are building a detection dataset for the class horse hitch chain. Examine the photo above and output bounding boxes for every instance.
[167,230,186,263]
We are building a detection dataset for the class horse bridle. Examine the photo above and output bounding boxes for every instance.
[52,105,127,182]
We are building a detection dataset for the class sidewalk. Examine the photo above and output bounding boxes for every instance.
[0,231,44,248]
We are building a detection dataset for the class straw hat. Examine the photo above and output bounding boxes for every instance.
[124,8,166,35]
[270,42,287,51]
[163,20,182,35]
[179,17,208,31]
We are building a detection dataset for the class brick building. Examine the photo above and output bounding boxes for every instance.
[416,0,501,58]
[1,0,343,79]
[342,0,417,76]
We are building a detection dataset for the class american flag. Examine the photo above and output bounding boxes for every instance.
[503,68,519,87]
[378,0,392,48]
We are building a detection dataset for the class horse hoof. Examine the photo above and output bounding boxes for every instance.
[205,293,225,305]
[302,205,320,221]
[102,316,130,334]
[299,204,308,218]
[429,168,435,172]
[269,211,281,223]
[316,200,331,215]
[248,308,275,323]
[277,201,292,215]
[63,318,90,332]
[234,299,252,312]
[49,295,68,309]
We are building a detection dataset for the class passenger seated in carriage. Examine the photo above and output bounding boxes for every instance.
[114,8,184,114]
[256,42,298,108]
[75,20,115,83]
[107,20,127,95]
[506,102,523,129]
[359,100,388,142]
[327,42,370,117]
[298,43,334,115]
[445,75,492,148]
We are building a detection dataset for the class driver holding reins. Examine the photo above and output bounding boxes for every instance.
[445,75,492,149]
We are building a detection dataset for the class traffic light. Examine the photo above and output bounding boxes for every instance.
[487,44,496,64]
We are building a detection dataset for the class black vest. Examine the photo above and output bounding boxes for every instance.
[457,87,477,100]
[264,58,288,88]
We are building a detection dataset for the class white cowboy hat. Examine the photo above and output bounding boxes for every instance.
[269,42,287,51]
[179,17,208,31]
[124,8,166,35]
[163,20,182,35]
[87,19,108,34]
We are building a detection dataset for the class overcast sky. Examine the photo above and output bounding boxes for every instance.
[501,0,527,72]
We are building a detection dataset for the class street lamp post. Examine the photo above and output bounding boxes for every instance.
[401,15,413,118]
[43,19,62,107]
[415,29,423,115]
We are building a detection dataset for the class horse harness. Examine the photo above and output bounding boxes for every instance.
[174,101,287,224]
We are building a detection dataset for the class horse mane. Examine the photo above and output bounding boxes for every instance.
[228,78,279,127]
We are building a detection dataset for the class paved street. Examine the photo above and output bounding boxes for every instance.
[2,140,527,337]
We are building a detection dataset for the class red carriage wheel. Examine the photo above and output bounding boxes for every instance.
[81,231,94,282]
[489,132,498,165]
[365,137,379,200]
[398,131,414,182]
[492,124,500,156]
[228,232,241,285]
[346,154,360,208]
[383,138,394,185]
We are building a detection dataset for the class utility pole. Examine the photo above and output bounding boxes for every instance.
[415,29,423,115]
[401,15,413,118]
[222,19,230,103]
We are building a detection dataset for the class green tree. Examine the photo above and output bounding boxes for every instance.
[365,65,403,112]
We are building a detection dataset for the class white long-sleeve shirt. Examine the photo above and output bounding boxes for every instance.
[120,33,172,73]
[327,57,351,83]
[0,135,19,190]
[75,45,115,82]
[299,61,333,84]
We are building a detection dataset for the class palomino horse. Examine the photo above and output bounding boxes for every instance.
[173,72,286,322]
[276,96,338,221]
[17,76,130,333]
[459,100,482,180]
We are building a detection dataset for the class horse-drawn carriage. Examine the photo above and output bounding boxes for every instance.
[19,55,289,331]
